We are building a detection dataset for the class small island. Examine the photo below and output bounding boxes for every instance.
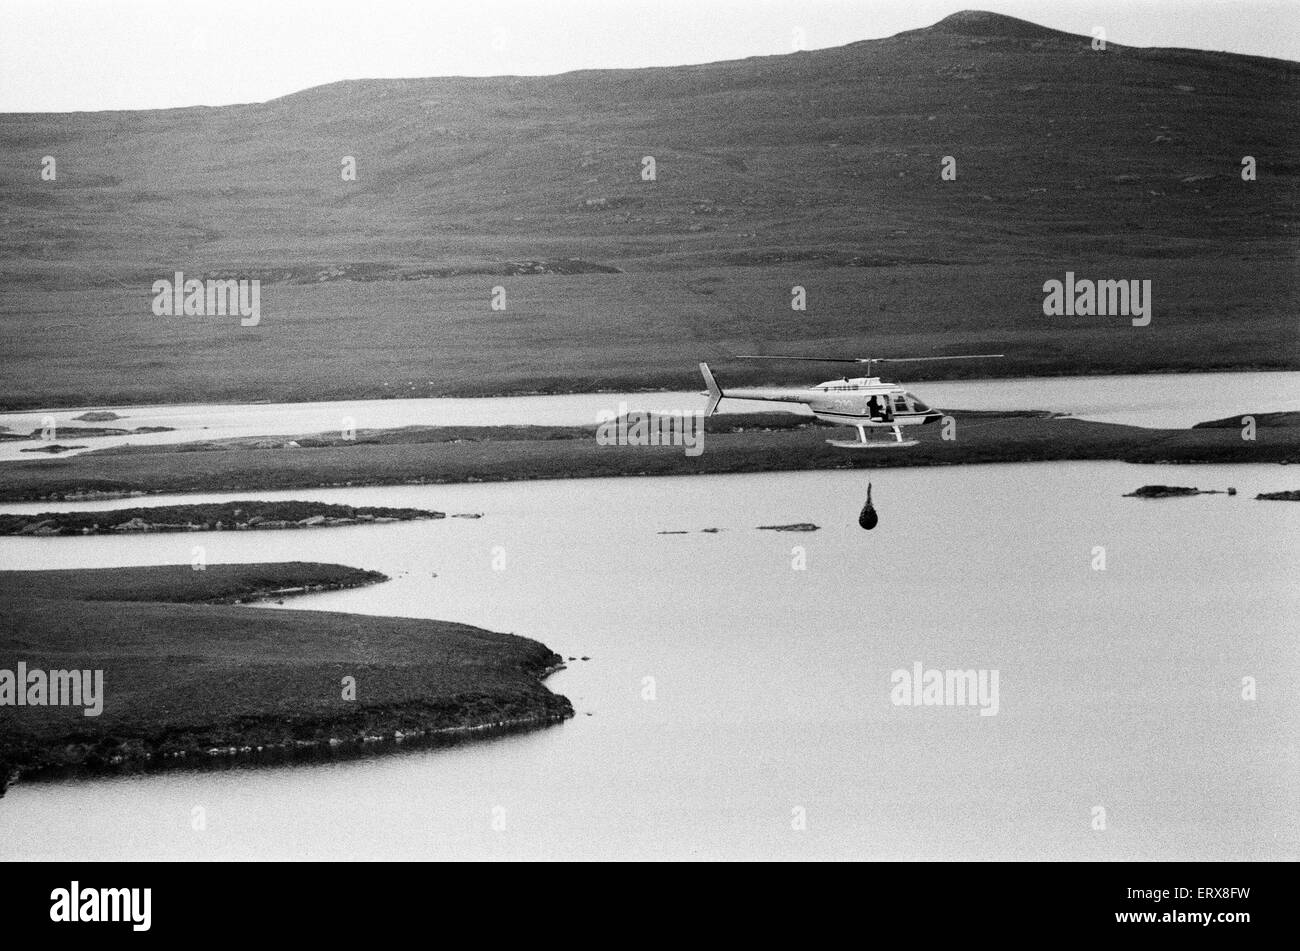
[1124,485,1235,498]
[18,444,87,454]
[0,562,572,793]
[16,425,174,440]
[1256,490,1300,501]
[0,500,444,536]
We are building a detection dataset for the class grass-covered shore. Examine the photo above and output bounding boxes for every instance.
[0,563,572,793]
[0,411,1296,504]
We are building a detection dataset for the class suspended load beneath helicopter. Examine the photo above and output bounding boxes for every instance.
[859,483,878,530]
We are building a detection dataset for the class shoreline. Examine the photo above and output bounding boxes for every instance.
[2,689,573,797]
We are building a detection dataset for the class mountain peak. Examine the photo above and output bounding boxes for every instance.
[924,10,1075,41]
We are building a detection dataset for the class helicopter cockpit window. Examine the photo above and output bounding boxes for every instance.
[905,392,930,412]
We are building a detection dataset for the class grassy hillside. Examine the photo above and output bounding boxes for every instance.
[0,10,1296,407]
[0,563,572,789]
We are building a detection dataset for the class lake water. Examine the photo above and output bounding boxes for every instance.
[1,460,1296,860]
[2,370,1297,461]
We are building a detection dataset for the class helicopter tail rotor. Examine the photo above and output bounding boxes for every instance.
[699,362,724,417]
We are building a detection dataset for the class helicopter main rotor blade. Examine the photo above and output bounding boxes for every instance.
[734,354,1005,363]
[872,354,1005,363]
[735,355,868,363]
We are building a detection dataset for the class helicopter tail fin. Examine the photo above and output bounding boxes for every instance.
[699,362,724,417]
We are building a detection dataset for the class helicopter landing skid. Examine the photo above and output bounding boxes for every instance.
[827,424,917,449]
[827,438,918,449]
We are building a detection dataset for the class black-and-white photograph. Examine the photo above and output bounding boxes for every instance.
[0,0,1295,904]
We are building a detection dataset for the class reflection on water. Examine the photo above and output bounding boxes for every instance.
[1,461,1296,860]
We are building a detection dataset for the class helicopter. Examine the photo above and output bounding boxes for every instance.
[699,353,1004,448]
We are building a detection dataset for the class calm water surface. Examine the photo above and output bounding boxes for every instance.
[1,461,1295,860]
